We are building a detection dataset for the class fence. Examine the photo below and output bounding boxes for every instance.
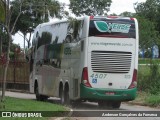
[0,61,29,91]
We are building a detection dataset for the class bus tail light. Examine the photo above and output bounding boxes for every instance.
[128,69,137,89]
[107,16,118,19]
[81,67,92,88]
[90,16,94,20]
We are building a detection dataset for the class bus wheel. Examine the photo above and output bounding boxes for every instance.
[112,102,121,109]
[35,83,41,101]
[98,101,108,108]
[35,83,48,101]
[41,95,49,101]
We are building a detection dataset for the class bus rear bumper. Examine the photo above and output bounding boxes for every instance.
[80,84,137,101]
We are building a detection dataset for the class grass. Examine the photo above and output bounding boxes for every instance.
[0,97,68,120]
[138,64,150,74]
[139,58,160,64]
[136,61,160,107]
[133,92,160,108]
[133,92,148,104]
[145,94,160,107]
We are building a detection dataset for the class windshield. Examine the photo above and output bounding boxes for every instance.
[89,18,136,38]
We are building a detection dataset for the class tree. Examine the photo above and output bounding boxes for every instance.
[108,13,117,16]
[120,11,135,17]
[69,0,112,16]
[0,0,22,108]
[136,16,159,50]
[135,0,159,20]
[10,0,62,49]
[0,0,6,56]
[135,0,160,33]
[0,0,5,23]
[134,0,160,57]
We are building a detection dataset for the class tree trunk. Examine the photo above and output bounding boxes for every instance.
[28,32,32,48]
[0,0,22,109]
[0,34,4,109]
[0,36,2,55]
[1,29,11,106]
[24,33,26,59]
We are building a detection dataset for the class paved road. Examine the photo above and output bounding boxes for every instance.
[5,91,160,120]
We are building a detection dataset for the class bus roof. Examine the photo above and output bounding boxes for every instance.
[90,16,135,20]
[36,16,135,29]
[38,17,85,28]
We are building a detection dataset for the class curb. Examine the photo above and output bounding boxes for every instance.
[6,89,30,93]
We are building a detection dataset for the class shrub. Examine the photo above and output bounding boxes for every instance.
[138,59,160,95]
[145,94,160,106]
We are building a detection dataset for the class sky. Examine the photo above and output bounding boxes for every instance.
[13,0,146,48]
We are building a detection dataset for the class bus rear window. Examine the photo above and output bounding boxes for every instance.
[89,19,136,38]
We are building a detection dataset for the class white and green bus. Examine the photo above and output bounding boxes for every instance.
[29,16,139,108]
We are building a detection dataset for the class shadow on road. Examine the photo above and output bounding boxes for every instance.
[71,102,126,110]
[42,97,127,111]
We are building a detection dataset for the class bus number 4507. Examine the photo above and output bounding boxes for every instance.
[90,73,107,79]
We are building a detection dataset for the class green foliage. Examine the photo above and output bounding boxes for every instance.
[138,65,150,90]
[135,16,159,50]
[135,0,160,33]
[139,58,160,64]
[9,51,15,60]
[134,0,160,50]
[120,11,135,17]
[138,60,160,95]
[0,28,9,53]
[10,0,62,48]
[9,43,20,60]
[135,0,159,19]
[135,92,160,107]
[69,0,112,16]
[0,97,67,120]
[108,13,117,16]
[145,94,160,107]
[0,97,66,111]
[0,0,5,23]
[10,0,61,35]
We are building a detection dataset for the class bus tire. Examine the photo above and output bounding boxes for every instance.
[98,101,107,108]
[35,83,41,101]
[35,82,48,101]
[41,95,49,101]
[112,101,121,109]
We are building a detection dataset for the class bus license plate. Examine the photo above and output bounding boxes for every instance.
[105,92,115,95]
